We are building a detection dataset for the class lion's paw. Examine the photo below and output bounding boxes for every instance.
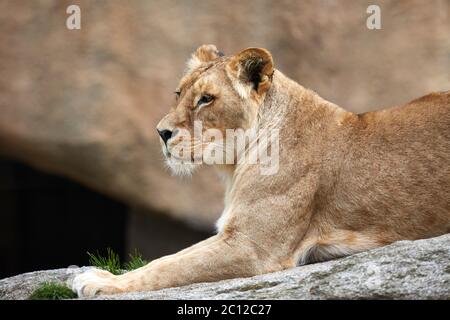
[70,269,123,297]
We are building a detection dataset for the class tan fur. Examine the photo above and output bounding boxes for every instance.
[72,45,450,297]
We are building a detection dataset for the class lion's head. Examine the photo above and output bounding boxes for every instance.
[156,45,275,176]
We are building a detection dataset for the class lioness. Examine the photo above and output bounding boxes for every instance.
[72,45,450,297]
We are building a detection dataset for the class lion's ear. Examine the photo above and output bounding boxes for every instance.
[227,47,274,96]
[187,44,224,71]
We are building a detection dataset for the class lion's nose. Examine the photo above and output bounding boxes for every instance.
[157,129,173,145]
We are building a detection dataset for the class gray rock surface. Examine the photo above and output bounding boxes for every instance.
[1,234,449,300]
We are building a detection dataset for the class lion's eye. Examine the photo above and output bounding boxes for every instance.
[174,91,181,98]
[197,94,214,107]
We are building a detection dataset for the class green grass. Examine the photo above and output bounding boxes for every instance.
[123,249,148,271]
[29,282,77,300]
[87,248,148,275]
[28,248,147,300]
[87,247,122,275]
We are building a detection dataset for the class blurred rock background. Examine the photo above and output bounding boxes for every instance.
[0,0,449,278]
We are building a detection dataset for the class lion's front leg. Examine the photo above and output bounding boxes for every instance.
[72,234,272,297]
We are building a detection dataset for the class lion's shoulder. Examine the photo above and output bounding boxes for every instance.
[408,90,450,107]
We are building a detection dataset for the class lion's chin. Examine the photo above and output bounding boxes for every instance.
[165,157,199,177]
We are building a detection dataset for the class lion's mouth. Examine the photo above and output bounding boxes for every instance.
[162,146,170,158]
[163,148,201,163]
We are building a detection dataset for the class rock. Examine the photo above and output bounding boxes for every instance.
[1,1,449,228]
[1,234,449,300]
[0,267,90,300]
